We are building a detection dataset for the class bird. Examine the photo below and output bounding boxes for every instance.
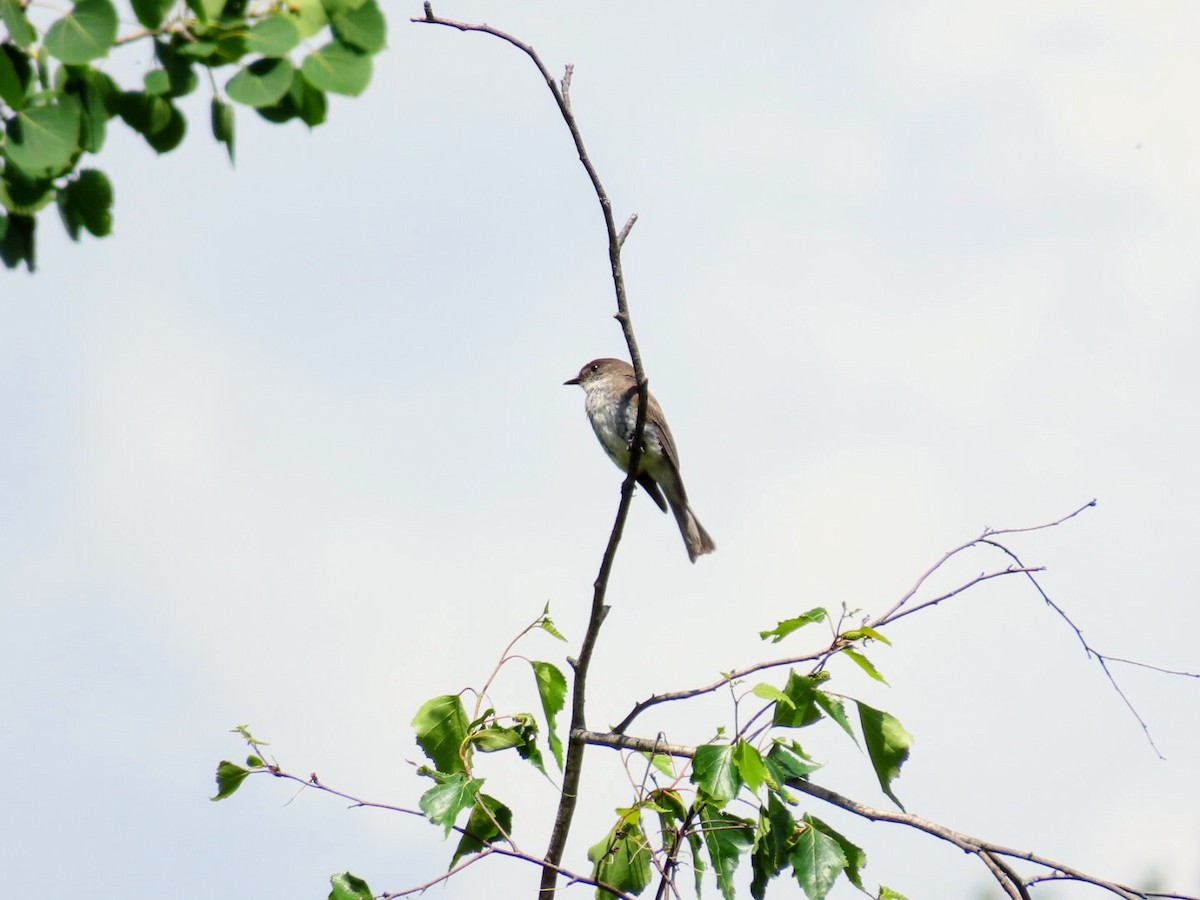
[565,358,715,562]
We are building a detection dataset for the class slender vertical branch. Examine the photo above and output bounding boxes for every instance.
[414,6,648,896]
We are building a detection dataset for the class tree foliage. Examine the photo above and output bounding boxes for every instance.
[0,0,387,270]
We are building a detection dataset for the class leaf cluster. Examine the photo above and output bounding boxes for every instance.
[1,0,387,269]
[585,607,912,900]
[407,609,569,869]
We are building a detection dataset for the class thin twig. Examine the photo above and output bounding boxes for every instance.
[787,777,1192,900]
[978,849,1032,900]
[613,561,1044,735]
[978,536,1167,757]
[255,766,636,899]
[617,213,638,248]
[1027,873,1194,900]
[1102,656,1200,678]
[882,565,1044,625]
[576,728,695,759]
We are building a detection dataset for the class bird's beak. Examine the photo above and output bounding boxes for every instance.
[564,376,581,386]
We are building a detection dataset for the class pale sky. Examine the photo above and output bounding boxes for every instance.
[3,2,1198,898]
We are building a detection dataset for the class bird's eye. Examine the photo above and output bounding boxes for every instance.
[590,364,598,372]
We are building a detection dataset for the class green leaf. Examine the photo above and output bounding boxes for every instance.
[648,787,687,826]
[698,803,754,900]
[184,0,224,24]
[732,739,767,794]
[327,872,372,900]
[530,660,566,770]
[0,45,32,110]
[804,815,865,890]
[451,793,512,867]
[643,752,674,778]
[318,0,365,18]
[418,772,481,837]
[470,725,524,752]
[254,68,326,127]
[143,69,171,96]
[230,724,267,745]
[790,818,847,900]
[760,608,828,643]
[538,612,567,642]
[856,701,911,810]
[153,41,199,98]
[587,808,652,896]
[302,40,371,96]
[211,97,234,162]
[762,741,821,790]
[0,212,35,270]
[287,0,327,38]
[4,102,81,178]
[751,682,794,708]
[842,647,888,684]
[226,57,294,107]
[0,168,54,214]
[858,625,892,646]
[245,14,301,58]
[210,760,250,800]
[692,743,742,803]
[1,0,37,48]
[185,23,247,66]
[331,0,385,54]
[44,0,118,65]
[413,694,470,774]
[772,671,824,729]
[115,90,187,154]
[144,101,185,152]
[650,789,691,874]
[0,45,24,108]
[60,66,116,153]
[57,167,112,239]
[813,690,857,744]
[879,886,910,899]
[751,792,797,900]
[130,0,172,29]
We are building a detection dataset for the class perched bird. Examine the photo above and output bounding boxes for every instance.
[565,358,715,562]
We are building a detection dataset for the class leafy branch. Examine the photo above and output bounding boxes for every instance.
[0,0,386,269]
[213,501,1199,899]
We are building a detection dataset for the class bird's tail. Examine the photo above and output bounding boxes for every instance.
[670,500,716,563]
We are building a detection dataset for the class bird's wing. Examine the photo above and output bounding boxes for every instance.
[637,472,669,512]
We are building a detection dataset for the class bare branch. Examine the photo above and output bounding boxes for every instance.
[788,777,1190,900]
[1102,656,1200,678]
[576,728,695,759]
[877,499,1095,623]
[977,536,1170,758]
[1027,873,1196,900]
[978,849,1032,900]
[255,766,636,899]
[881,565,1044,625]
[617,213,638,248]
[613,560,1047,735]
[614,499,1187,756]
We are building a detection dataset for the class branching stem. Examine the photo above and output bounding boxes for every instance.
[414,5,648,896]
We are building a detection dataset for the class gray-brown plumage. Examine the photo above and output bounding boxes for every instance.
[565,358,715,562]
